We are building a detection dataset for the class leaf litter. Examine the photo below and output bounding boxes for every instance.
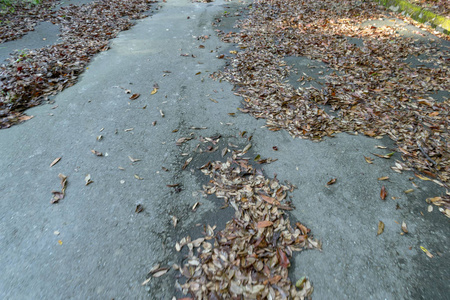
[1,0,157,128]
[213,0,450,188]
[176,144,318,299]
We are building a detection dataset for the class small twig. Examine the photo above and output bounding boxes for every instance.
[417,141,436,165]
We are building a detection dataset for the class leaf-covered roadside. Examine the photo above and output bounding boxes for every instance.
[0,0,156,128]
[409,0,450,17]
[214,0,449,184]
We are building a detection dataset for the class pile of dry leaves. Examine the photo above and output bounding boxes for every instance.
[0,0,156,128]
[214,0,449,185]
[176,145,318,299]
[0,0,58,43]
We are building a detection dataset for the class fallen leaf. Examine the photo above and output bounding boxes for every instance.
[380,186,387,200]
[152,268,169,277]
[192,202,200,211]
[415,173,431,181]
[364,156,374,164]
[135,204,144,213]
[167,183,180,187]
[129,93,140,100]
[420,246,434,258]
[404,189,414,194]
[151,88,158,95]
[160,110,165,117]
[91,150,103,156]
[273,146,278,151]
[18,115,34,121]
[128,156,141,162]
[378,176,389,181]
[182,157,193,170]
[172,216,178,227]
[50,157,61,167]
[257,220,273,228]
[377,221,385,235]
[134,174,143,180]
[401,221,408,233]
[373,152,395,159]
[84,174,93,186]
[327,178,337,185]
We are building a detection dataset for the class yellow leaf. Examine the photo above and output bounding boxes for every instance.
[58,240,63,245]
[415,173,431,181]
[377,221,385,235]
[151,88,158,95]
[420,246,434,258]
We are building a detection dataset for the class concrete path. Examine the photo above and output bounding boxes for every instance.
[0,0,448,299]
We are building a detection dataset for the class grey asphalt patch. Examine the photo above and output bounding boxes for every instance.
[0,21,61,64]
[0,0,448,299]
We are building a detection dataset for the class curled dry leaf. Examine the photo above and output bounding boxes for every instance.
[327,178,337,185]
[135,204,144,213]
[129,93,140,100]
[129,156,141,162]
[50,157,61,167]
[380,186,387,200]
[378,176,389,181]
[91,150,103,156]
[420,246,434,258]
[377,221,385,236]
[364,156,374,164]
[84,174,93,186]
[401,221,408,234]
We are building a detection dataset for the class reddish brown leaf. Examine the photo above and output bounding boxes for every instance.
[380,186,387,200]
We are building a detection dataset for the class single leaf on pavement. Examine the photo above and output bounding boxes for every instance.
[327,178,337,185]
[50,157,61,167]
[128,156,141,162]
[364,156,373,164]
[377,221,385,235]
[380,186,387,200]
[84,174,93,186]
[378,176,389,181]
[129,93,140,100]
[135,204,144,213]
[91,150,103,156]
[420,246,434,258]
[373,152,395,159]
[401,221,408,234]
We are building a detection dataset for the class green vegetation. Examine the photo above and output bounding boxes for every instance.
[376,0,450,33]
[1,0,41,13]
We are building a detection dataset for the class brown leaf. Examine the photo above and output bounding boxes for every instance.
[380,186,387,200]
[135,204,144,213]
[327,178,337,185]
[166,183,180,187]
[91,150,103,156]
[377,221,385,235]
[277,248,290,268]
[129,93,140,100]
[50,157,61,167]
[257,220,273,228]
[364,156,373,164]
[182,157,192,170]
